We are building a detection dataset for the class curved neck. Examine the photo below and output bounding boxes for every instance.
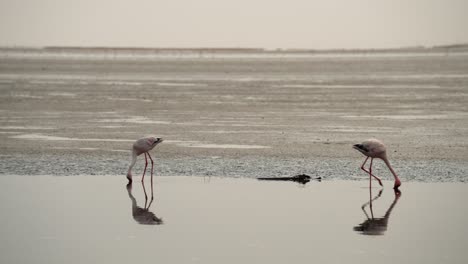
[127,152,137,175]
[382,155,399,180]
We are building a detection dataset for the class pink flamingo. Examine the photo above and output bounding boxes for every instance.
[353,139,401,189]
[127,136,163,183]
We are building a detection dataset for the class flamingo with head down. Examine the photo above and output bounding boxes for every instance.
[126,136,163,183]
[353,138,401,189]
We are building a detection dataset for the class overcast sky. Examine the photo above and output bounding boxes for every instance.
[1,0,467,49]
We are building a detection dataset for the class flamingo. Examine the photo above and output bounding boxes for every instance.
[353,139,401,189]
[126,136,163,183]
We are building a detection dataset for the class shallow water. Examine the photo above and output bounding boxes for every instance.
[1,176,467,264]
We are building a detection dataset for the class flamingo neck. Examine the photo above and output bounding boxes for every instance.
[127,152,137,179]
[382,155,399,181]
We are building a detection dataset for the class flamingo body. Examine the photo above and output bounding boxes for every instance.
[353,139,386,158]
[127,136,163,183]
[353,139,401,189]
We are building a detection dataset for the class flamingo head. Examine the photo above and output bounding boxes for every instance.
[149,137,164,146]
[353,144,369,155]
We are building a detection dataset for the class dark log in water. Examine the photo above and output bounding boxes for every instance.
[257,174,321,184]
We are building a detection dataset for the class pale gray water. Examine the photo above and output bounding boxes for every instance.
[0,176,467,264]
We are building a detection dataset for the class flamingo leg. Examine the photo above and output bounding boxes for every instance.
[147,153,155,206]
[147,152,154,185]
[369,158,373,189]
[369,158,374,217]
[361,157,383,186]
[361,189,383,220]
[141,153,148,182]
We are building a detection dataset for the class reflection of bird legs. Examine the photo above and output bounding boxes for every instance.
[126,180,162,225]
[362,188,383,219]
[361,188,401,220]
[141,180,154,210]
[384,189,402,219]
[354,187,401,235]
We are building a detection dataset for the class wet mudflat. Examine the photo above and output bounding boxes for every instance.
[1,50,468,180]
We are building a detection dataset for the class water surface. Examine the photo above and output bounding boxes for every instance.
[1,176,466,264]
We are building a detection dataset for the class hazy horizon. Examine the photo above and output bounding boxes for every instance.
[1,0,468,50]
[2,43,468,51]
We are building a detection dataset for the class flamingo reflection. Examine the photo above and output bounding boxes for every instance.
[126,181,163,225]
[353,188,401,236]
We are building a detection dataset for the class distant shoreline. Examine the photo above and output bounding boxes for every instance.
[1,43,468,54]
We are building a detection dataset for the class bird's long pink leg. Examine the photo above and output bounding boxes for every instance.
[361,156,369,171]
[369,158,376,216]
[147,152,154,185]
[141,153,148,182]
[361,157,383,186]
[369,158,373,190]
